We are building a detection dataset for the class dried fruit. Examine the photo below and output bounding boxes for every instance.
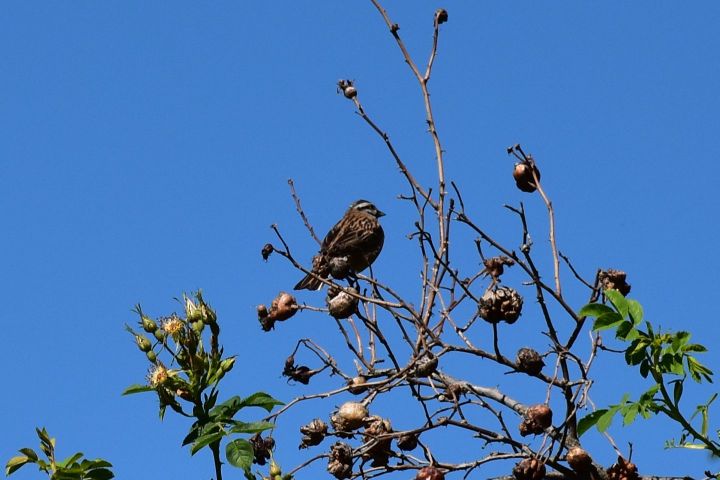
[327,287,359,319]
[599,269,631,296]
[566,447,592,473]
[416,466,445,480]
[414,353,438,377]
[269,292,298,321]
[435,9,448,25]
[300,418,328,448]
[512,457,546,480]
[519,404,552,436]
[261,243,274,260]
[337,80,357,100]
[513,162,541,193]
[331,402,369,433]
[347,375,368,395]
[482,255,515,279]
[282,354,318,385]
[516,348,545,376]
[397,432,419,451]
[362,416,393,466]
[249,433,274,465]
[327,442,353,479]
[478,286,523,324]
[607,456,639,480]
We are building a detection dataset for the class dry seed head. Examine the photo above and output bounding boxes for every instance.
[327,442,353,479]
[416,466,445,480]
[347,375,368,395]
[327,287,359,319]
[479,286,523,324]
[299,418,328,448]
[516,348,545,376]
[519,404,553,436]
[512,457,546,480]
[331,402,368,432]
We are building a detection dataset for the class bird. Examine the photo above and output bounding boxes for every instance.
[294,199,385,290]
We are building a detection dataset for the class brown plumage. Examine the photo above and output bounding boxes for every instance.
[294,200,385,290]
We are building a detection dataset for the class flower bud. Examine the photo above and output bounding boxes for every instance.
[220,357,236,373]
[146,350,157,363]
[141,316,157,333]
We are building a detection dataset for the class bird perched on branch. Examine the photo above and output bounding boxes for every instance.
[294,199,385,290]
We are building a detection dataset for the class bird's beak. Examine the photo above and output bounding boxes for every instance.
[377,210,386,218]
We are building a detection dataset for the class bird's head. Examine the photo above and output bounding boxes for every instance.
[349,199,385,218]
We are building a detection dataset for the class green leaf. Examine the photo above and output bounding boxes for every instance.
[5,456,32,476]
[57,452,84,468]
[605,289,629,318]
[640,359,650,378]
[577,409,607,437]
[672,380,684,407]
[122,384,154,395]
[592,312,624,331]
[616,320,637,341]
[627,299,643,325]
[226,439,254,470]
[621,403,639,426]
[229,421,275,434]
[684,344,708,353]
[579,303,615,318]
[18,448,38,462]
[191,432,225,455]
[597,406,620,432]
[671,332,691,353]
[84,468,114,480]
[237,392,284,413]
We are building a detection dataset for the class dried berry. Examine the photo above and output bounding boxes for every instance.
[416,466,445,480]
[513,162,541,193]
[599,269,631,296]
[519,404,553,436]
[299,418,328,448]
[327,287,359,319]
[261,243,274,260]
[397,432,419,451]
[478,286,523,324]
[607,456,639,480]
[566,447,592,473]
[327,442,353,479]
[331,402,369,433]
[516,348,545,376]
[512,457,546,480]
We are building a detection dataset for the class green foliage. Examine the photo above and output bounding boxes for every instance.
[124,291,283,478]
[5,428,113,479]
[578,290,719,456]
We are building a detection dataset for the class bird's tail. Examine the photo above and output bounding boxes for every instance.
[294,273,324,291]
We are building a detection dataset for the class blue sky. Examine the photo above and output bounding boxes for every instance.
[3,1,720,478]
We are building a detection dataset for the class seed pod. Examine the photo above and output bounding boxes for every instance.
[416,466,445,480]
[141,316,158,333]
[516,348,545,376]
[347,376,368,395]
[478,286,524,324]
[135,334,152,353]
[327,442,353,479]
[261,243,274,260]
[482,255,515,279]
[299,418,328,448]
[519,404,553,436]
[513,162,541,193]
[512,457,546,480]
[249,434,273,465]
[397,432,419,451]
[327,287,359,319]
[566,447,593,473]
[331,402,368,433]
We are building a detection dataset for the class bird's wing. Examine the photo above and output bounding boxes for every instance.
[324,216,382,257]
